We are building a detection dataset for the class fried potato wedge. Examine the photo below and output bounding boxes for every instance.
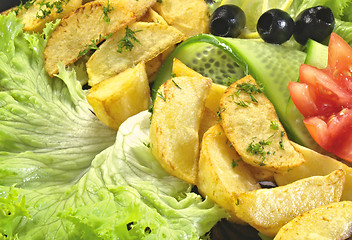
[199,107,218,142]
[172,58,203,78]
[220,75,305,172]
[275,142,352,201]
[87,22,184,86]
[198,124,260,223]
[150,76,212,184]
[274,201,352,240]
[172,58,227,115]
[44,0,156,76]
[153,0,209,38]
[235,169,345,237]
[86,62,150,130]
[140,8,167,25]
[3,0,82,33]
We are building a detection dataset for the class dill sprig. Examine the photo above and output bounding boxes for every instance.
[270,121,279,130]
[116,26,142,53]
[172,79,182,89]
[13,0,69,18]
[247,135,274,165]
[236,82,263,103]
[37,0,69,19]
[102,0,114,23]
[78,33,112,57]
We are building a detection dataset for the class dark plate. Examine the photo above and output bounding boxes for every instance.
[0,0,23,12]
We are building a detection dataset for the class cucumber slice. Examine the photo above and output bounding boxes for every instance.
[304,39,328,67]
[177,42,245,85]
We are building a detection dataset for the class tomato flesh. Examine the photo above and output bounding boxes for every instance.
[289,33,352,162]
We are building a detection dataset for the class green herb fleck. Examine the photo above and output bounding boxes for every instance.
[170,73,177,78]
[172,79,182,89]
[279,131,285,150]
[78,33,112,58]
[156,91,166,102]
[117,26,142,53]
[232,159,238,168]
[270,121,279,130]
[247,135,273,164]
[102,0,114,23]
[30,0,70,19]
[236,82,263,103]
[235,100,249,107]
[216,107,225,121]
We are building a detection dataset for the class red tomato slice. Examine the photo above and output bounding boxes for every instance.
[289,33,352,162]
[304,108,352,161]
[288,81,319,117]
[328,33,352,76]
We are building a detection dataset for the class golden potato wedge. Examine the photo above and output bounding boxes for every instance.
[44,0,156,76]
[5,0,82,33]
[220,75,305,172]
[249,167,275,182]
[86,62,150,130]
[274,201,352,240]
[235,169,345,237]
[150,76,212,184]
[275,142,352,201]
[172,58,227,115]
[198,124,260,223]
[206,83,227,114]
[140,8,168,25]
[172,58,203,78]
[153,0,209,38]
[145,54,164,79]
[87,22,184,86]
[199,107,218,142]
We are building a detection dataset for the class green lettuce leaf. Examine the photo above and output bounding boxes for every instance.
[1,112,226,239]
[0,13,226,239]
[0,13,116,188]
[288,0,351,18]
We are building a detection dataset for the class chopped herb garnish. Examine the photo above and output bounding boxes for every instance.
[78,33,112,57]
[232,159,238,168]
[172,79,182,89]
[270,121,279,130]
[236,82,263,103]
[170,73,177,78]
[216,107,225,121]
[102,0,114,23]
[117,26,142,53]
[20,0,71,19]
[235,100,249,107]
[247,135,273,163]
[156,91,166,102]
[279,131,285,150]
[143,142,150,148]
